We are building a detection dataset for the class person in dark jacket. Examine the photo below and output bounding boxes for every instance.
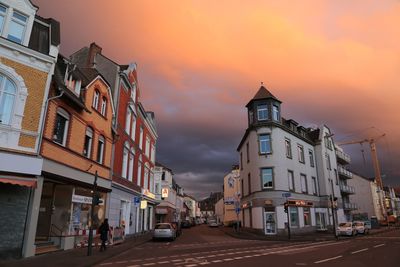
[99,219,110,251]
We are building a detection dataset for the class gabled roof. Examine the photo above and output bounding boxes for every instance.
[246,85,281,107]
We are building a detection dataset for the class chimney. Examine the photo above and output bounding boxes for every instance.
[87,42,102,68]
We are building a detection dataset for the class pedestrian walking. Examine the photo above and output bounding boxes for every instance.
[99,218,110,251]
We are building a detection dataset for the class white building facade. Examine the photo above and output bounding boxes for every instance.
[237,85,345,236]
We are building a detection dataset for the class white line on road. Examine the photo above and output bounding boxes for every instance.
[143,263,156,266]
[373,243,386,248]
[158,261,170,264]
[351,248,369,254]
[314,255,343,264]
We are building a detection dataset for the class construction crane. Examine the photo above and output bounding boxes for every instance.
[337,133,387,220]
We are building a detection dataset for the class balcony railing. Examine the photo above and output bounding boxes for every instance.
[340,184,355,194]
[343,202,357,210]
[338,165,353,179]
[336,149,351,164]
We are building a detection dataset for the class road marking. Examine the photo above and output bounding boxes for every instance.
[223,258,234,261]
[314,255,343,264]
[158,261,170,264]
[234,256,243,259]
[172,259,184,262]
[116,261,128,264]
[143,263,156,266]
[99,263,113,266]
[211,260,223,263]
[373,243,385,248]
[295,263,307,266]
[185,264,198,267]
[351,248,369,254]
[127,265,140,267]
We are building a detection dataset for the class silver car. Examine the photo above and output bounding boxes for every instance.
[153,223,176,241]
[353,221,368,234]
[337,222,356,236]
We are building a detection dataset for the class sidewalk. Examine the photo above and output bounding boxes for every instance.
[0,232,152,267]
[221,225,399,242]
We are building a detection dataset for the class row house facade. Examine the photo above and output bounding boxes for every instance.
[154,162,187,223]
[0,0,60,259]
[237,85,345,236]
[70,43,158,236]
[222,165,242,226]
[37,55,114,251]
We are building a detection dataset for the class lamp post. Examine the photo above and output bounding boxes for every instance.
[88,171,98,256]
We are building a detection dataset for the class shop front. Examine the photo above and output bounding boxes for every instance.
[35,181,108,250]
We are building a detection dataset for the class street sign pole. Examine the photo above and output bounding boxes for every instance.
[282,193,291,240]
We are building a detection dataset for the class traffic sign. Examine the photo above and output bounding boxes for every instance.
[282,192,291,198]
[133,196,141,206]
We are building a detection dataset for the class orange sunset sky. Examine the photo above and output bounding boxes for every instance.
[34,0,400,198]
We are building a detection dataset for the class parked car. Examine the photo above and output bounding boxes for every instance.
[181,220,191,228]
[353,221,368,234]
[153,223,176,241]
[337,222,356,236]
[364,220,372,231]
[208,219,219,227]
[170,222,182,236]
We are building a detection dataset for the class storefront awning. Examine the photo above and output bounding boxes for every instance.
[0,177,37,188]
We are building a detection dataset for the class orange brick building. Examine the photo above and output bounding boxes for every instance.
[37,55,114,250]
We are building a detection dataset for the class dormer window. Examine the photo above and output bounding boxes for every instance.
[100,96,107,116]
[74,80,81,95]
[8,11,28,44]
[257,104,268,121]
[92,90,100,109]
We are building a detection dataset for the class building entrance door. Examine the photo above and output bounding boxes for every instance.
[264,212,276,235]
[36,182,54,240]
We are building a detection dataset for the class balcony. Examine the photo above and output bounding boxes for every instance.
[338,165,353,179]
[336,149,351,165]
[340,184,355,194]
[343,202,357,210]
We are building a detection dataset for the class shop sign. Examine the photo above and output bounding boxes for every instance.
[161,188,169,198]
[72,194,92,204]
[140,200,147,209]
[264,199,273,206]
[224,197,235,205]
[156,208,168,214]
[142,189,155,200]
[288,199,313,207]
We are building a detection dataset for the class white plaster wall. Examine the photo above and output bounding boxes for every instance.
[252,207,263,229]
[348,174,375,218]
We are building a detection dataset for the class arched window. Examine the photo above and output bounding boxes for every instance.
[101,96,107,116]
[0,74,16,125]
[83,127,93,158]
[122,141,129,179]
[52,107,70,146]
[92,89,100,109]
[96,135,105,164]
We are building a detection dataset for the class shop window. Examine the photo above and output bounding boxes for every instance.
[83,127,93,158]
[303,207,311,226]
[289,207,299,227]
[52,108,70,146]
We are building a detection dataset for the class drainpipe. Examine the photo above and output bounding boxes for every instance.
[37,89,64,154]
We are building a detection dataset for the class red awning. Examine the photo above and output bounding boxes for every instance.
[0,177,37,188]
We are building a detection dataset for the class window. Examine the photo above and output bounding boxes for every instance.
[297,144,305,163]
[288,170,294,191]
[92,90,100,109]
[161,171,165,181]
[248,173,251,195]
[96,135,105,163]
[312,177,318,195]
[100,97,107,116]
[139,127,144,150]
[83,127,93,158]
[52,108,69,146]
[131,115,136,140]
[259,134,271,154]
[0,5,6,34]
[289,207,299,227]
[144,166,149,189]
[241,179,244,196]
[121,145,129,179]
[125,107,132,134]
[131,83,136,102]
[272,105,279,121]
[334,169,338,185]
[74,80,81,95]
[246,142,249,163]
[128,148,135,182]
[285,138,292,158]
[8,11,28,44]
[145,136,151,158]
[0,74,16,125]
[257,104,268,121]
[261,168,273,189]
[150,171,154,193]
[137,157,142,186]
[300,174,308,194]
[326,153,331,170]
[240,152,243,170]
[309,150,314,167]
[151,144,155,163]
[303,207,311,226]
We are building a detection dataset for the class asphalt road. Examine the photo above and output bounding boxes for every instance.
[95,226,400,267]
